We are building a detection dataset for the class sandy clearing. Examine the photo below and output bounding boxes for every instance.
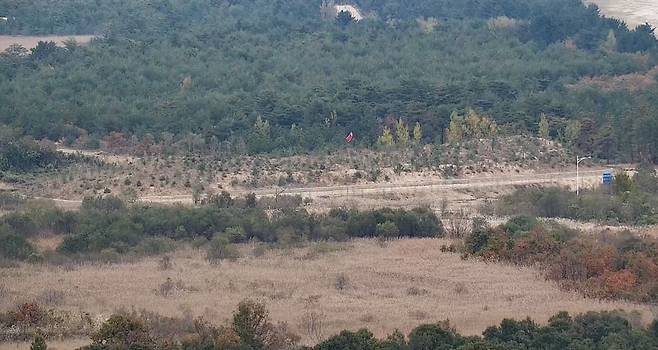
[0,35,95,51]
[588,0,658,28]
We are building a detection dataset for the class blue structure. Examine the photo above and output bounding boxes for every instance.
[602,171,613,185]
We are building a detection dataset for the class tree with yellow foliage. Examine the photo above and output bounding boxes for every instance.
[413,122,422,144]
[379,126,394,147]
[447,111,464,144]
[396,118,409,147]
[538,114,550,139]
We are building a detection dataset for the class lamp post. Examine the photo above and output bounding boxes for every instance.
[576,156,592,196]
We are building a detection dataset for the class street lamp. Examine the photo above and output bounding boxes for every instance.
[576,156,592,196]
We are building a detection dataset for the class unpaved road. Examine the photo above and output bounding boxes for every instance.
[45,168,610,210]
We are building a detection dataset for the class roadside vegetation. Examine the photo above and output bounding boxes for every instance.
[464,216,658,302]
[0,194,441,263]
[486,162,658,225]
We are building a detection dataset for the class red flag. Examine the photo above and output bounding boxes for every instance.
[344,132,354,143]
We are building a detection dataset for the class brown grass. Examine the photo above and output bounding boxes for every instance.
[1,239,653,345]
[0,35,95,51]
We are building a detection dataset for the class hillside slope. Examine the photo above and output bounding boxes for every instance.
[0,0,656,161]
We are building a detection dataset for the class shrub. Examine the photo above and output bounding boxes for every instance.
[315,329,377,350]
[335,273,349,291]
[0,195,442,259]
[490,184,658,225]
[376,221,399,239]
[232,299,299,350]
[91,315,154,348]
[408,322,461,350]
[30,335,47,350]
[0,228,36,261]
[225,226,247,243]
[206,235,240,264]
[465,218,658,302]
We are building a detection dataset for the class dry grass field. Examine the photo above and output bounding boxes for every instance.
[0,35,95,51]
[1,239,653,347]
[588,0,658,28]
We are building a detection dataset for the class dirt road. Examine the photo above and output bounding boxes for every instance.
[45,168,610,210]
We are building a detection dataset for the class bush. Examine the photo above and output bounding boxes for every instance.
[315,329,377,350]
[232,299,299,350]
[91,315,153,349]
[335,273,349,291]
[0,229,36,261]
[206,235,240,264]
[376,221,399,239]
[408,322,461,350]
[491,182,658,225]
[30,335,47,350]
[0,195,443,260]
[464,217,658,302]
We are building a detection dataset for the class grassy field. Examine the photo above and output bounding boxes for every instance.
[588,0,658,27]
[1,239,652,346]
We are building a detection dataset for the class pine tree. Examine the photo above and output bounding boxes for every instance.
[254,115,270,138]
[564,120,581,148]
[413,122,422,144]
[602,29,617,52]
[396,118,410,147]
[538,114,550,139]
[379,127,394,147]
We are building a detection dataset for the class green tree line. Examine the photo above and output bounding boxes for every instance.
[0,0,657,160]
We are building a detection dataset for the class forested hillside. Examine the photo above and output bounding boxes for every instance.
[0,0,657,161]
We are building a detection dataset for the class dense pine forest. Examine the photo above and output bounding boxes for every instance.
[0,0,657,161]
